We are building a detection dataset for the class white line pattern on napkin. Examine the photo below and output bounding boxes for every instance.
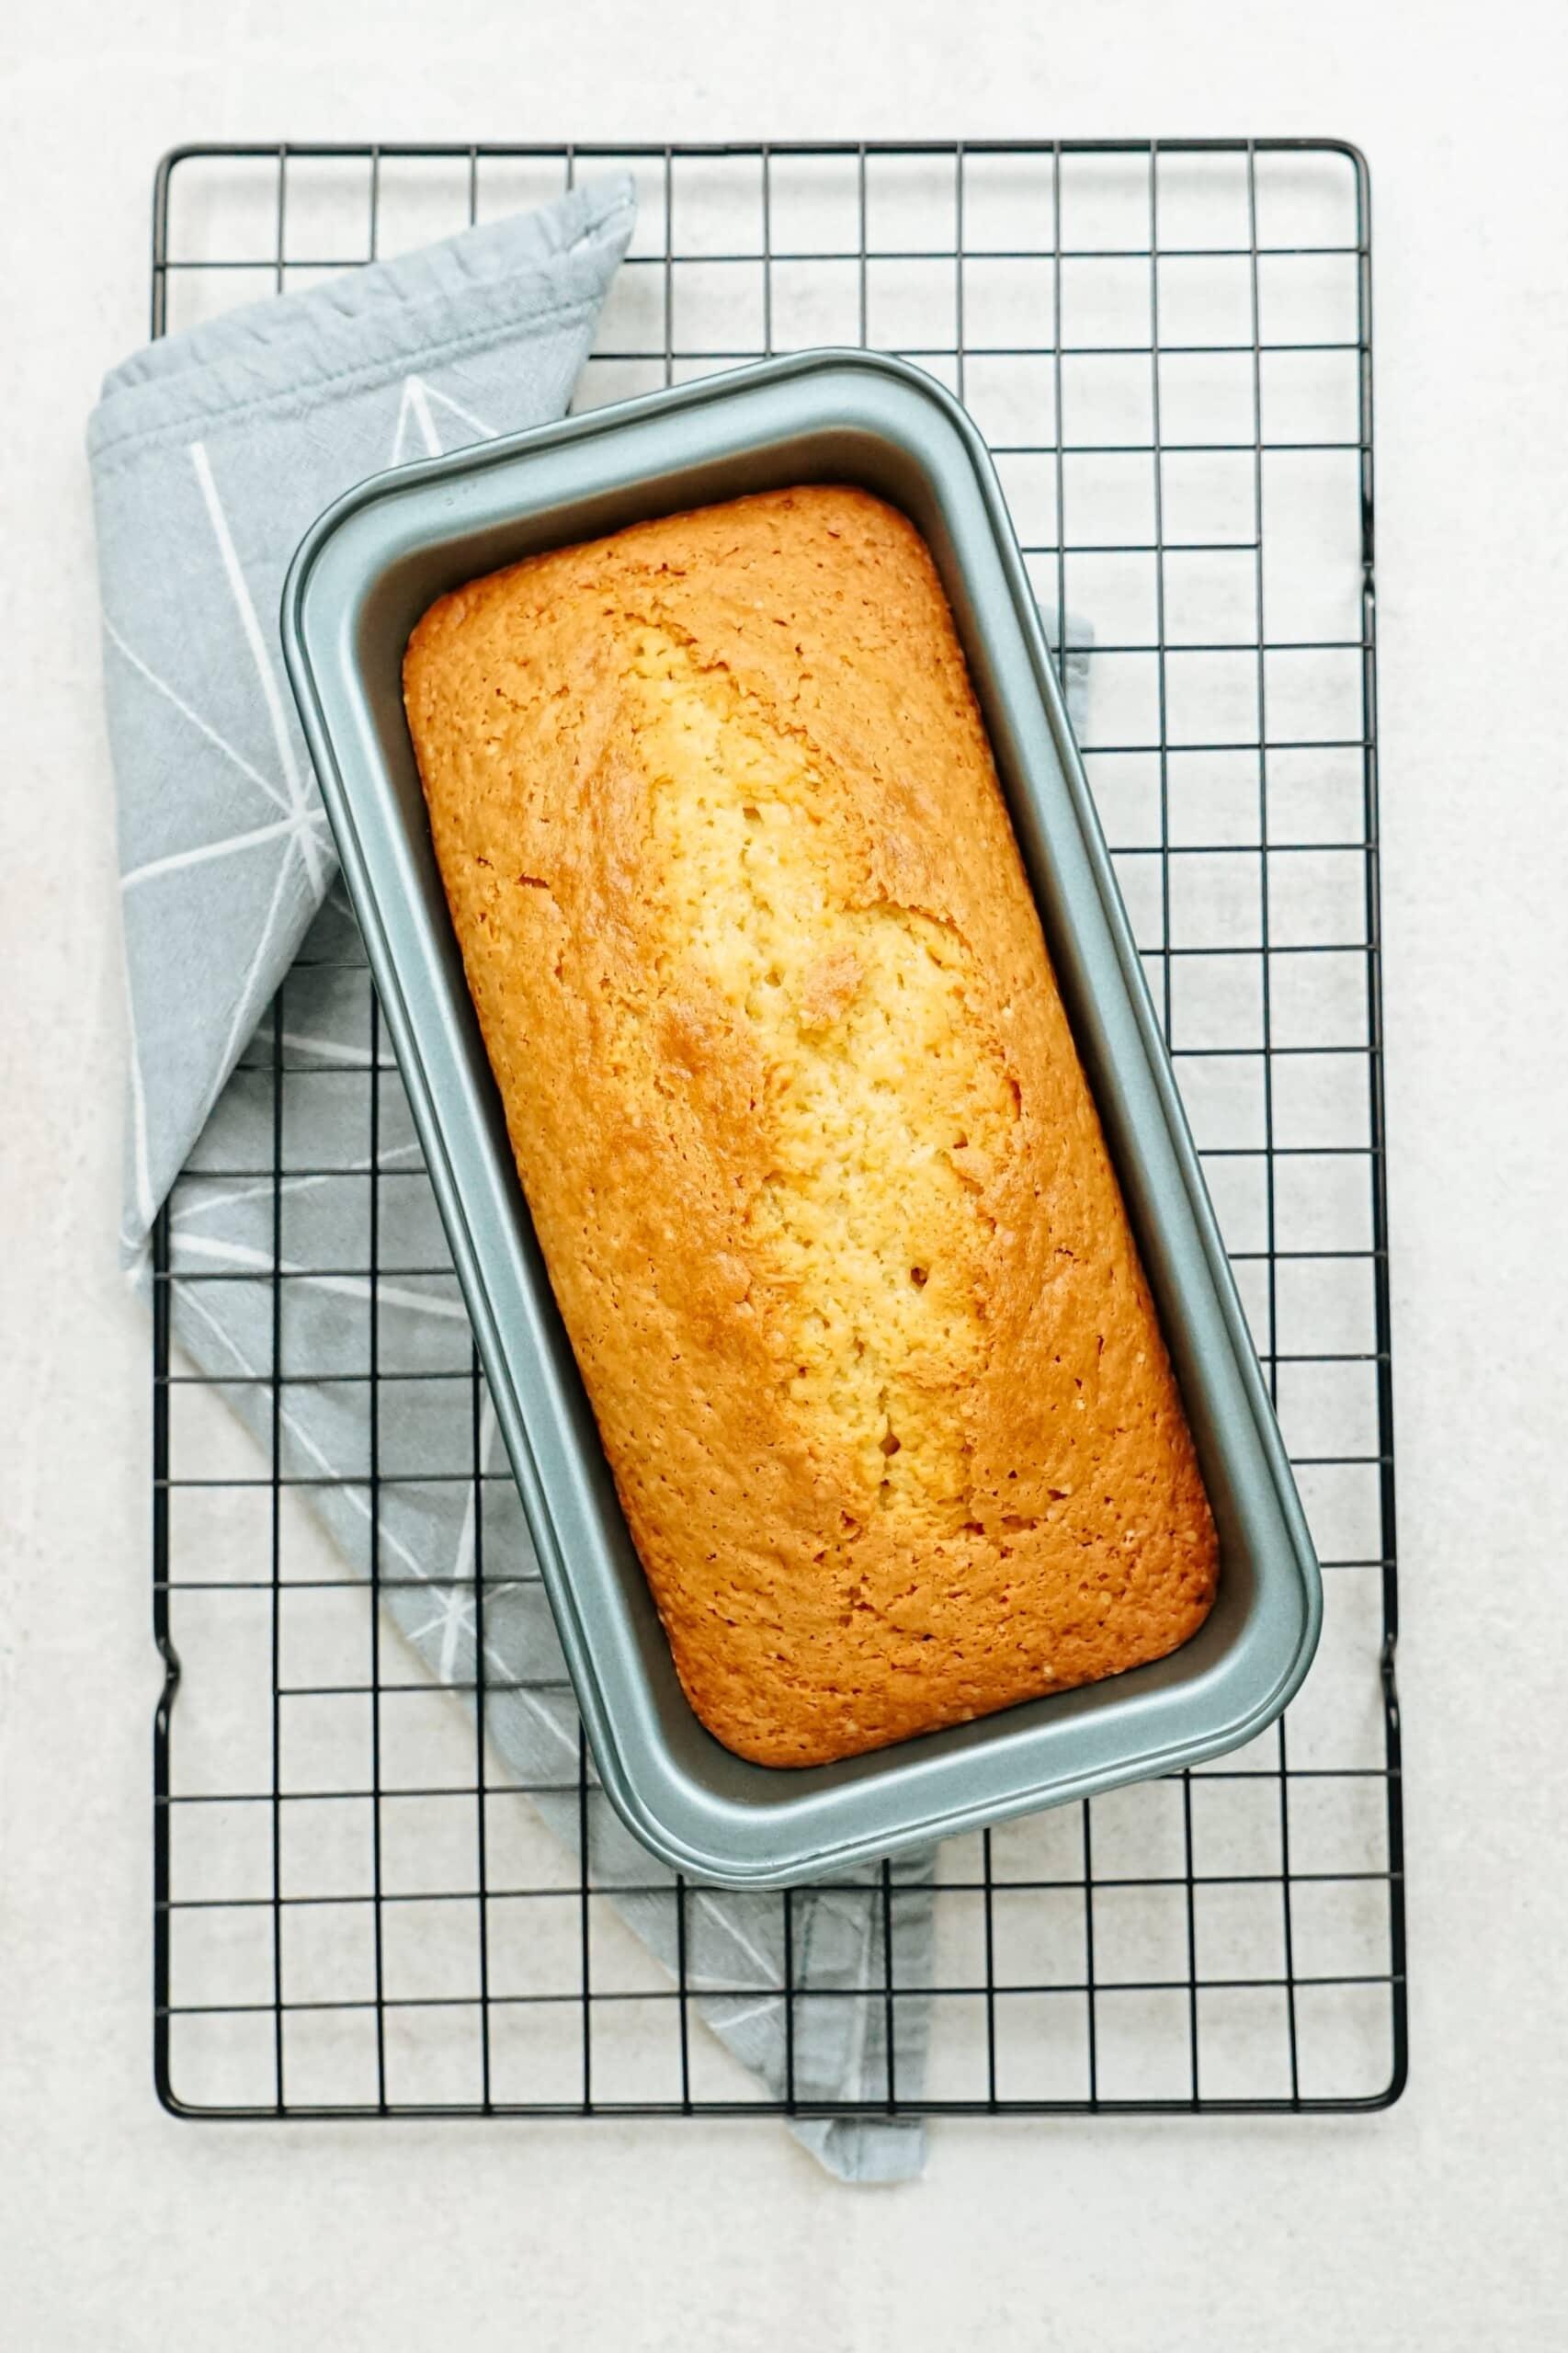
[91,178,949,2180]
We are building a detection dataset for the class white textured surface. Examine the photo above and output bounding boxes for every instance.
[3,2,1567,2345]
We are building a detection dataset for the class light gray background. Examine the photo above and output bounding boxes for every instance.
[3,2,1566,2346]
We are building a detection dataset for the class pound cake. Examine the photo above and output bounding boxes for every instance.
[403,484,1217,1766]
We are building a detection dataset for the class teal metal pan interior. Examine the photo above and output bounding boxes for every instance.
[281,348,1321,1887]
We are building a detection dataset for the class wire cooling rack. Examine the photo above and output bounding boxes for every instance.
[152,139,1404,2120]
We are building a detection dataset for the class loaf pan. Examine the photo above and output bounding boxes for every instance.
[281,348,1321,1887]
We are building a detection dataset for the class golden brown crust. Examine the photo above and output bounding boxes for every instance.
[403,485,1217,1765]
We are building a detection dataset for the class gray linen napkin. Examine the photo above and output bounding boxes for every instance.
[90,176,944,2182]
[91,180,1092,2180]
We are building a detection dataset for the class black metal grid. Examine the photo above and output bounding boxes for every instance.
[152,139,1404,2120]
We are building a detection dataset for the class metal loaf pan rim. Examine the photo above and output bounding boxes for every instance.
[282,347,1322,1887]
